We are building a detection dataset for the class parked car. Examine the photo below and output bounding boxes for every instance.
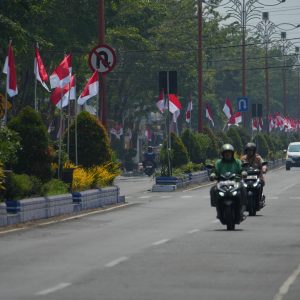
[285,142,300,170]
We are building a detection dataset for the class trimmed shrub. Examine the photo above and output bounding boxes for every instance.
[67,111,112,168]
[0,126,21,169]
[160,133,188,169]
[5,173,33,200]
[253,134,269,159]
[41,179,69,196]
[226,127,243,154]
[215,131,233,146]
[195,133,213,162]
[181,129,202,163]
[202,127,219,159]
[0,163,4,201]
[8,106,53,181]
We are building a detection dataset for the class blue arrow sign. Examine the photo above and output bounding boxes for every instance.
[237,97,248,112]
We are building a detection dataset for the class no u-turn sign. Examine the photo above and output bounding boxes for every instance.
[88,44,116,74]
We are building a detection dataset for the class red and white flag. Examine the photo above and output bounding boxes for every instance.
[269,115,275,132]
[110,124,123,139]
[34,46,50,92]
[173,109,180,123]
[145,126,152,141]
[50,54,72,89]
[228,112,242,126]
[50,75,76,109]
[156,89,165,113]
[205,103,214,127]
[223,98,233,119]
[251,117,263,131]
[78,71,99,105]
[3,41,18,97]
[168,94,182,114]
[185,99,193,123]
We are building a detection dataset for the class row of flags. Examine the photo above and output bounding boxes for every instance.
[2,41,99,110]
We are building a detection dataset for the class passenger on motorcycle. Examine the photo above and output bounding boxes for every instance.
[241,142,265,205]
[210,144,247,219]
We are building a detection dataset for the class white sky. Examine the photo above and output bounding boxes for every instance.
[216,0,300,46]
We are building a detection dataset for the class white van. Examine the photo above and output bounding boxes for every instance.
[286,142,300,170]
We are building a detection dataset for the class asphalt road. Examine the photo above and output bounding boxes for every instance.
[1,168,300,300]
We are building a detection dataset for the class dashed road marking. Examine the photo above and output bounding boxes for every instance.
[181,195,193,199]
[105,257,129,268]
[289,196,300,200]
[188,229,199,234]
[161,195,172,199]
[139,195,152,199]
[273,263,300,300]
[211,219,220,224]
[152,239,169,246]
[268,196,279,200]
[35,283,71,296]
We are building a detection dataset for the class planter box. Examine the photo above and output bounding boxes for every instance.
[19,197,47,222]
[5,200,20,214]
[0,203,7,226]
[46,194,74,217]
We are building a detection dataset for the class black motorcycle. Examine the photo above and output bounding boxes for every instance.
[242,162,267,216]
[207,166,246,231]
[143,160,156,176]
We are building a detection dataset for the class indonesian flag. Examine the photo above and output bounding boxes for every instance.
[186,100,193,123]
[205,103,214,127]
[110,124,123,139]
[50,54,72,89]
[3,41,18,97]
[168,94,182,114]
[34,46,50,92]
[50,75,76,109]
[78,71,99,105]
[173,109,180,123]
[269,114,275,132]
[228,112,242,126]
[274,112,284,130]
[156,90,165,113]
[145,126,152,141]
[223,98,233,119]
[252,117,263,131]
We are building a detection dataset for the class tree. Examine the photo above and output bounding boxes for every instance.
[8,106,53,181]
[67,111,112,168]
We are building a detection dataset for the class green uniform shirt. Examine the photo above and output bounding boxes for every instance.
[215,158,242,177]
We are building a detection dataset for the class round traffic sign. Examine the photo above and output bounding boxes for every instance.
[88,44,116,74]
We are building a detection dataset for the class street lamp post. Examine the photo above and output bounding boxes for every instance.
[296,46,300,130]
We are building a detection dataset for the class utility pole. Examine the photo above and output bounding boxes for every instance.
[99,0,107,128]
[197,0,203,132]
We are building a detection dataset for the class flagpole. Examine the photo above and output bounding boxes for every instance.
[58,88,63,179]
[4,40,12,126]
[34,43,38,112]
[75,77,78,166]
[166,71,171,176]
[67,82,71,156]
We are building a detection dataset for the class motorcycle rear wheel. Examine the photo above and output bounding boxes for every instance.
[248,195,256,216]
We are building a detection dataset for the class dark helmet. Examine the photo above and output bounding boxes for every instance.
[245,142,256,154]
[147,146,153,152]
[221,144,234,156]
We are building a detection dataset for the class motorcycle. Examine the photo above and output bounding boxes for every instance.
[143,160,156,176]
[207,165,246,231]
[242,161,267,216]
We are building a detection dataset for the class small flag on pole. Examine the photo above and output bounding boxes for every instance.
[77,71,99,105]
[3,41,18,97]
[186,99,193,123]
[205,103,214,127]
[34,46,50,92]
[50,54,72,89]
[223,98,233,119]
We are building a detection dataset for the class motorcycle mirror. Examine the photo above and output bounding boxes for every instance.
[283,149,287,153]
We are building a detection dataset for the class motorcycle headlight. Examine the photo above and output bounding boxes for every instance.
[243,183,248,188]
[253,181,259,187]
[232,190,238,196]
[219,191,225,197]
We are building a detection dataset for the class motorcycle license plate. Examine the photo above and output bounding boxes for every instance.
[247,175,257,179]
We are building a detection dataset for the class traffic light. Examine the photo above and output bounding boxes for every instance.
[158,71,177,94]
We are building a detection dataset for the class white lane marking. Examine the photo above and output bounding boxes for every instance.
[35,283,71,296]
[105,257,129,268]
[161,195,172,199]
[268,196,279,200]
[139,195,151,199]
[182,182,214,192]
[290,196,300,200]
[181,195,193,199]
[273,263,300,300]
[188,229,199,234]
[125,196,133,199]
[280,183,297,192]
[152,239,169,246]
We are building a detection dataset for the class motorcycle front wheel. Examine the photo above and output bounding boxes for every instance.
[224,206,235,231]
